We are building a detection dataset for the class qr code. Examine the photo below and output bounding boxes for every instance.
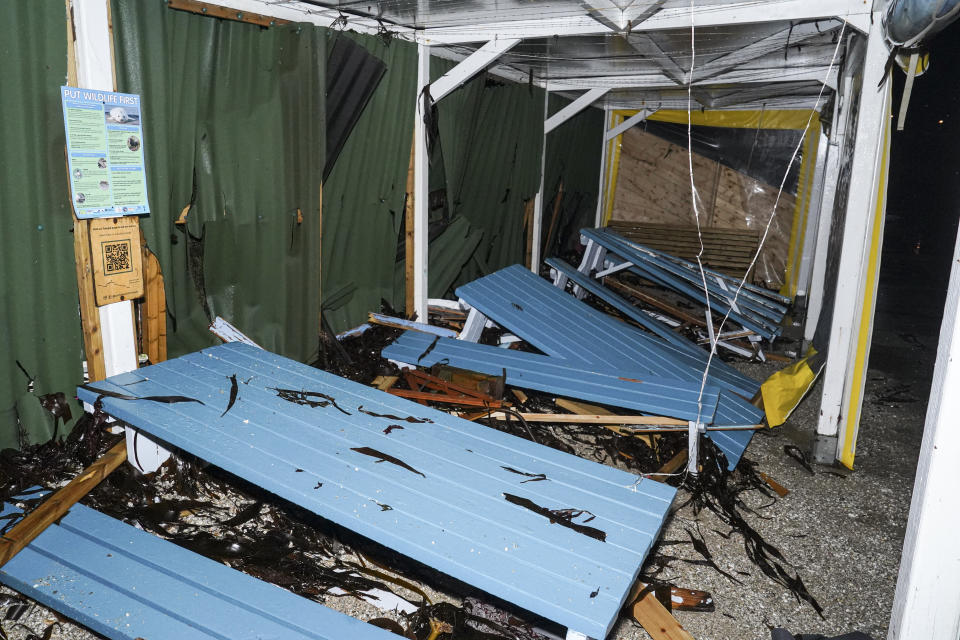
[103,241,132,274]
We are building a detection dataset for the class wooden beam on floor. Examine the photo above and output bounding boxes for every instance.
[0,439,127,568]
[630,586,696,640]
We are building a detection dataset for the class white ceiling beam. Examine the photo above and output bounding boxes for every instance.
[544,88,609,133]
[546,65,838,91]
[601,94,825,111]
[690,20,841,84]
[604,108,651,141]
[416,0,869,44]
[623,33,689,84]
[430,38,521,102]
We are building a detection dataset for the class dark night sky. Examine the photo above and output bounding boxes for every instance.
[887,19,960,262]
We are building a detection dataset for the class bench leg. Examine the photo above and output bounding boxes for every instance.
[565,630,592,640]
[457,306,489,343]
[125,427,170,474]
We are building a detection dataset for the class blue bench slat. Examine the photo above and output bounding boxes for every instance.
[546,257,704,354]
[581,229,780,338]
[382,331,719,423]
[457,266,695,382]
[589,228,789,324]
[0,500,397,640]
[547,258,763,396]
[456,265,760,399]
[78,343,675,639]
[385,333,760,471]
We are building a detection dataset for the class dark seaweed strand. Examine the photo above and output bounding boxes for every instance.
[356,406,433,424]
[221,374,239,418]
[351,447,427,478]
[503,493,606,542]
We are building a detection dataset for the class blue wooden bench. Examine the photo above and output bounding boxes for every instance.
[0,497,397,640]
[455,264,760,399]
[77,343,676,640]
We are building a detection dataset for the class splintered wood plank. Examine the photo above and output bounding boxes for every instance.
[140,244,167,363]
[630,587,696,640]
[404,137,416,317]
[167,0,291,27]
[78,343,676,640]
[0,440,126,568]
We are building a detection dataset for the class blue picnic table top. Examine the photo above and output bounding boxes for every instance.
[77,343,676,639]
[0,496,398,640]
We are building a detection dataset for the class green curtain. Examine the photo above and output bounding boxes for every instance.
[321,33,418,332]
[544,94,603,258]
[112,0,325,362]
[0,0,84,449]
[437,78,545,285]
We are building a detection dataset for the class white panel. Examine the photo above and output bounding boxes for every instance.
[888,222,960,640]
[816,16,889,447]
[413,44,431,322]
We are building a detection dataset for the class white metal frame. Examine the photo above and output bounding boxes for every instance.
[73,0,169,473]
[413,43,431,322]
[815,15,891,462]
[888,223,960,640]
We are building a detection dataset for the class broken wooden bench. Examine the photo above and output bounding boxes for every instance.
[76,342,676,640]
[0,495,398,640]
[437,264,763,468]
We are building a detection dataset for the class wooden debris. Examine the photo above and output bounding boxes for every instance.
[0,440,127,568]
[371,375,399,391]
[626,580,697,640]
[759,472,790,497]
[167,0,290,27]
[607,278,708,328]
[556,398,655,446]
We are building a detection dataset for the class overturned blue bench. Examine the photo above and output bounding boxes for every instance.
[77,343,676,640]
[0,497,397,640]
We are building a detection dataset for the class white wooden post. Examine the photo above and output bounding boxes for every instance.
[73,0,170,473]
[413,43,430,322]
[887,222,960,640]
[804,65,850,345]
[795,129,829,299]
[531,87,549,272]
[593,105,612,228]
[815,15,890,464]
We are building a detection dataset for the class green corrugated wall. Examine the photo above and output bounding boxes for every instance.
[111,0,326,362]
[0,2,603,450]
[0,0,84,449]
[321,33,417,331]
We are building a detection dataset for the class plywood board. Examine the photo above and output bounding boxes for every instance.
[89,216,143,305]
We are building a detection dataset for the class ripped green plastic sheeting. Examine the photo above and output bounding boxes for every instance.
[321,33,418,333]
[112,0,325,363]
[544,94,603,259]
[0,0,84,448]
[393,216,485,305]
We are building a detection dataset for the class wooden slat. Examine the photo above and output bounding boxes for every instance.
[78,343,676,640]
[404,137,416,317]
[629,584,696,640]
[140,241,167,364]
[167,0,290,27]
[555,398,655,446]
[606,278,708,328]
[73,215,107,382]
[0,440,126,568]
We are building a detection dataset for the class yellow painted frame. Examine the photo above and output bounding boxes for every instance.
[599,108,820,299]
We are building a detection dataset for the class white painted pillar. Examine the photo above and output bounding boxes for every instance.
[413,43,430,321]
[531,87,549,272]
[815,15,890,464]
[593,105,612,228]
[804,66,851,344]
[887,220,960,640]
[795,129,829,299]
[73,0,169,473]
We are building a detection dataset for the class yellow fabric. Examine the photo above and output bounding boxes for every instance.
[760,355,817,427]
[839,89,892,469]
[603,112,625,224]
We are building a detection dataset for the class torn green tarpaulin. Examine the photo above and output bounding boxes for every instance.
[393,216,484,304]
[112,0,325,362]
[0,0,84,448]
